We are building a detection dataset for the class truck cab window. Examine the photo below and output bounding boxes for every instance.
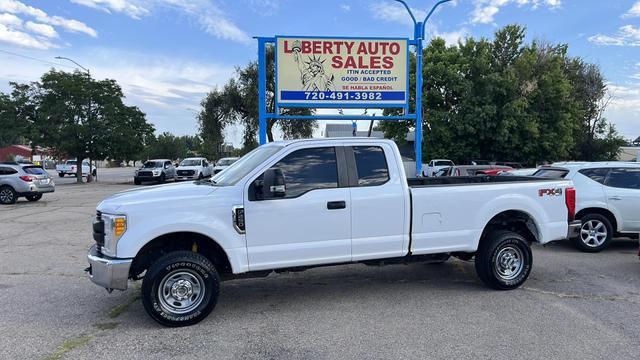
[261,147,338,199]
[353,146,389,186]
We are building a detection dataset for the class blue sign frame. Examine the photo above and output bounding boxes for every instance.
[274,35,410,112]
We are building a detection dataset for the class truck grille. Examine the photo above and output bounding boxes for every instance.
[93,211,105,249]
[137,171,153,177]
[178,170,195,176]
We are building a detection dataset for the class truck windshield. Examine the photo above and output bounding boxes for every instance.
[143,161,163,168]
[210,145,283,186]
[217,158,237,166]
[180,159,201,166]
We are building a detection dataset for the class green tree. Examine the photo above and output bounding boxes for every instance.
[198,46,317,152]
[380,24,624,165]
[11,69,155,181]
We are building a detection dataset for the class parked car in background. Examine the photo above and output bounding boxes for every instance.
[534,162,640,252]
[212,157,239,175]
[176,157,213,181]
[494,161,524,169]
[56,160,96,177]
[476,167,514,176]
[134,160,176,185]
[0,164,55,204]
[425,159,454,177]
[499,168,539,176]
[440,165,511,177]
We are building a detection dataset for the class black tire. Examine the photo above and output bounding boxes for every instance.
[26,194,42,202]
[92,169,97,177]
[574,213,613,253]
[58,173,65,178]
[0,186,17,205]
[134,178,141,185]
[475,230,532,290]
[159,173,166,183]
[198,172,203,180]
[141,251,220,327]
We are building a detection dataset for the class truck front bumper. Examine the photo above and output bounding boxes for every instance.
[567,220,581,239]
[86,245,132,291]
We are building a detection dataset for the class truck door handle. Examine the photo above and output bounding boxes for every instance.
[327,201,346,210]
[609,196,622,201]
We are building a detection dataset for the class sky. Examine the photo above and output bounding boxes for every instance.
[0,0,639,146]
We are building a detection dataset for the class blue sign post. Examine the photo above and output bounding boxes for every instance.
[256,0,452,177]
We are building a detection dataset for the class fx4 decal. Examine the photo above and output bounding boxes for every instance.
[538,188,563,197]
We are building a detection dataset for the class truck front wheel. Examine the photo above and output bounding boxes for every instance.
[141,251,220,327]
[475,230,532,290]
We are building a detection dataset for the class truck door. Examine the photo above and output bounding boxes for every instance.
[347,145,408,261]
[604,167,640,231]
[244,146,351,271]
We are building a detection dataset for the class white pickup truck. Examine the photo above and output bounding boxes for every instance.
[56,160,95,177]
[87,138,580,327]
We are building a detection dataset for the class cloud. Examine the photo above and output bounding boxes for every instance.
[588,25,640,47]
[0,23,56,49]
[369,2,427,24]
[70,0,250,43]
[471,0,561,24]
[623,1,640,18]
[604,83,640,139]
[340,4,351,12]
[0,12,21,26]
[69,0,149,19]
[0,0,97,37]
[436,28,469,45]
[25,21,57,38]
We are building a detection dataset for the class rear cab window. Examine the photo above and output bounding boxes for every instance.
[353,146,389,186]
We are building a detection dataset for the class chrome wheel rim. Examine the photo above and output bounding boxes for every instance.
[495,246,524,280]
[580,220,607,247]
[157,270,205,315]
[0,189,14,203]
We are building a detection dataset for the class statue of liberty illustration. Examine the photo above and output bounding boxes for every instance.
[291,40,336,92]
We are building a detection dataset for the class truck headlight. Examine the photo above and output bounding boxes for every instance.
[102,214,127,257]
[152,170,160,175]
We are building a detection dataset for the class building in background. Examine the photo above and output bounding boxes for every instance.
[323,123,384,138]
[0,144,53,165]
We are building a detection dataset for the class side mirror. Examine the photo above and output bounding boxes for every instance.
[256,168,286,199]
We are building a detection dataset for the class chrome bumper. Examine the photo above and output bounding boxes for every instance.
[86,245,132,291]
[567,220,581,239]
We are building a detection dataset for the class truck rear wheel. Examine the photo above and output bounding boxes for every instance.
[141,251,220,327]
[475,230,532,290]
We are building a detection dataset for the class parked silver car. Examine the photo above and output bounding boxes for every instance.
[0,164,55,204]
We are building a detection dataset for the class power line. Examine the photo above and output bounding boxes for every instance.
[0,48,77,70]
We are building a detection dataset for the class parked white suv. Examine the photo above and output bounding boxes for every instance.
[534,162,640,252]
[176,157,212,181]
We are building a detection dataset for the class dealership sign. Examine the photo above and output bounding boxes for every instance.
[276,36,408,107]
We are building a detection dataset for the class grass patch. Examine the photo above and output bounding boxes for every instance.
[109,290,140,318]
[93,321,120,330]
[42,335,93,360]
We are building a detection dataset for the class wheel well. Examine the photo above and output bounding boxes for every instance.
[130,232,232,279]
[575,208,617,232]
[480,210,540,245]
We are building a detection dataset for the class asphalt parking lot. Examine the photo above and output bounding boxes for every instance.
[1,180,639,360]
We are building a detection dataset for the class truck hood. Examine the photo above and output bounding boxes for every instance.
[97,182,217,214]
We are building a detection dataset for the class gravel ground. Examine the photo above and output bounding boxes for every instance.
[0,183,638,360]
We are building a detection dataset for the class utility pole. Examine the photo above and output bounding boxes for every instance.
[54,56,97,182]
[393,0,452,176]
